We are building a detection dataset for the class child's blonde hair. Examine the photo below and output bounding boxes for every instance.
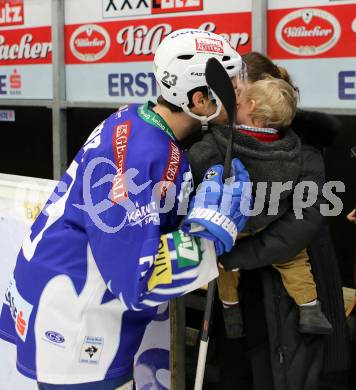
[241,76,298,129]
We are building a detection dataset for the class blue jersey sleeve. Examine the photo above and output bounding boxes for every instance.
[83,114,217,311]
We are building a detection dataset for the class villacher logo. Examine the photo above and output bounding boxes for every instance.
[275,8,341,56]
[69,24,110,62]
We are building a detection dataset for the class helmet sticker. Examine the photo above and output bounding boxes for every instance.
[195,38,224,54]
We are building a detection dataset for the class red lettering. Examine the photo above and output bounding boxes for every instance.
[111,121,131,203]
[159,142,182,197]
[0,29,52,65]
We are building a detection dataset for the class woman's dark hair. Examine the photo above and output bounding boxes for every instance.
[242,52,298,94]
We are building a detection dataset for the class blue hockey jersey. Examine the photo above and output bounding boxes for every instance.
[0,102,218,384]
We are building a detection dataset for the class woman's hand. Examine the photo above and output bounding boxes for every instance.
[346,208,356,223]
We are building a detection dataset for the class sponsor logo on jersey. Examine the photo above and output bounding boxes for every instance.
[112,120,131,203]
[204,168,218,180]
[0,0,24,27]
[4,277,33,342]
[275,8,341,56]
[159,142,182,198]
[147,235,172,290]
[102,0,203,18]
[45,330,65,344]
[172,230,202,268]
[195,37,224,54]
[69,24,110,62]
[126,201,159,226]
[80,336,104,364]
[85,345,98,357]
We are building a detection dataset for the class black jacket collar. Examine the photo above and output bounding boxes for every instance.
[292,110,341,149]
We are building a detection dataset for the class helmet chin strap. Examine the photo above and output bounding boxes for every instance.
[181,94,223,131]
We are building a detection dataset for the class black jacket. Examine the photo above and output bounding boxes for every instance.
[189,126,302,232]
[188,110,350,389]
[219,142,325,270]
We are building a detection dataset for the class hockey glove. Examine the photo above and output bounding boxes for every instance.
[181,158,251,256]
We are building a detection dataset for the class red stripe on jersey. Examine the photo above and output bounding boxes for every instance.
[112,121,131,204]
[159,142,182,198]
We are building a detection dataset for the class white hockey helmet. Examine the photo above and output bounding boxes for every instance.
[154,28,244,124]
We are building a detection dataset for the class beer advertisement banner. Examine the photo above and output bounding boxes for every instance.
[0,0,52,99]
[64,0,252,102]
[268,0,356,108]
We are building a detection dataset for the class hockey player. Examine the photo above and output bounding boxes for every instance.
[0,29,250,389]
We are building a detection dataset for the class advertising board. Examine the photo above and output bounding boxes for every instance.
[65,0,252,103]
[268,0,356,108]
[0,0,52,100]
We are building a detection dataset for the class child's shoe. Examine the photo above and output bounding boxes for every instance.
[222,304,244,339]
[299,301,333,335]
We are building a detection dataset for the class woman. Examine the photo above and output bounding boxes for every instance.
[188,52,350,390]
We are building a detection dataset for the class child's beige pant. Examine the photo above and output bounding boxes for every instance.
[217,248,317,305]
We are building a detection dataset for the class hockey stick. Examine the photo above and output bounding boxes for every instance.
[194,57,237,390]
